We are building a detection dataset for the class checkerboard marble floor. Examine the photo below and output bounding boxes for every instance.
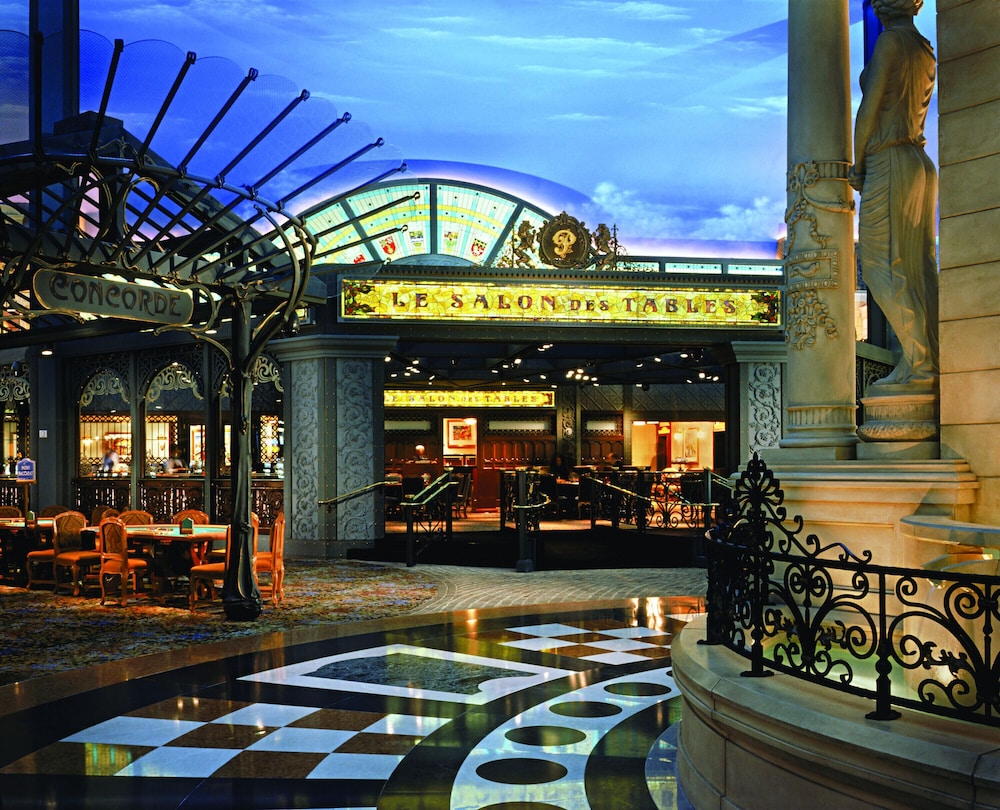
[0,596,703,809]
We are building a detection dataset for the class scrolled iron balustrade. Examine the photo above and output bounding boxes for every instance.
[586,469,723,534]
[703,452,1000,727]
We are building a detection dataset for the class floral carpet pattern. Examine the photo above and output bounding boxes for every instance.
[0,560,437,686]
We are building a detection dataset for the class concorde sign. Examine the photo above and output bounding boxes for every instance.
[33,269,194,326]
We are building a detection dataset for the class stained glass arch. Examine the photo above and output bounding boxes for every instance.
[310,178,557,270]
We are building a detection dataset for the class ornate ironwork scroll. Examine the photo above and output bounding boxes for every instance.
[704,453,1000,727]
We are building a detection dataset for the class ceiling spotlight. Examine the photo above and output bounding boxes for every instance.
[41,344,53,356]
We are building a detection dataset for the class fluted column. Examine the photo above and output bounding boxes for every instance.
[779,0,858,452]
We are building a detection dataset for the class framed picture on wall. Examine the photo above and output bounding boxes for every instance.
[683,427,700,465]
[444,418,477,453]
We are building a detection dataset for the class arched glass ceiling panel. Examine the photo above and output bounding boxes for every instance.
[308,179,559,268]
[0,31,405,224]
[435,186,518,264]
[308,201,372,265]
[354,184,431,263]
[0,31,28,145]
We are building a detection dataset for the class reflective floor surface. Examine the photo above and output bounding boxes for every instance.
[0,595,702,809]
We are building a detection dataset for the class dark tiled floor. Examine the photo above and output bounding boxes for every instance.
[0,594,702,809]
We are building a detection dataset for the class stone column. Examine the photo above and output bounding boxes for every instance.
[271,334,396,558]
[779,0,858,455]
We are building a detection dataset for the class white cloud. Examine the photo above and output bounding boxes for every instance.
[548,112,612,122]
[588,181,688,237]
[725,95,787,117]
[693,196,786,241]
[589,182,786,243]
[382,26,454,40]
[577,1,690,22]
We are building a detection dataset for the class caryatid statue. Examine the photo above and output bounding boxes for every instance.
[849,0,938,388]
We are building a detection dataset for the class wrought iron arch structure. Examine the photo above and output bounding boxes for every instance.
[0,31,404,618]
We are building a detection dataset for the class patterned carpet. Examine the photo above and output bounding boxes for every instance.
[0,560,438,686]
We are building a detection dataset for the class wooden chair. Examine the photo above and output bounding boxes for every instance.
[577,476,594,519]
[98,516,150,606]
[189,514,259,612]
[38,505,71,518]
[52,511,97,596]
[118,509,154,525]
[90,505,119,526]
[26,537,56,589]
[172,509,210,525]
[255,512,285,604]
[0,505,21,517]
[452,472,473,519]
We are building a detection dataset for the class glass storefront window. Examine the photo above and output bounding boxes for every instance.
[2,400,29,476]
[144,362,202,476]
[79,369,129,476]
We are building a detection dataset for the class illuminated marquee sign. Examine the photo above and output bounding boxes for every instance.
[343,278,779,327]
[34,269,194,326]
[386,389,555,408]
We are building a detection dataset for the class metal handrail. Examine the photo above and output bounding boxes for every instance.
[399,473,454,509]
[402,473,455,567]
[318,480,392,511]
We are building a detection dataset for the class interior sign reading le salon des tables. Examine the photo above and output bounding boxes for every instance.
[340,278,780,328]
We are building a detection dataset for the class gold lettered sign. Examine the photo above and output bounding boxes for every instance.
[385,389,555,408]
[34,269,194,325]
[342,278,780,328]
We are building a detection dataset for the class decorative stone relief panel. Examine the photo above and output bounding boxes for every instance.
[554,386,576,443]
[289,358,320,541]
[747,362,782,454]
[336,358,376,541]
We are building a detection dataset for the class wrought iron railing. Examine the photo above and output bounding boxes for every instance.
[588,469,725,533]
[319,474,455,567]
[703,453,1000,727]
[399,473,455,566]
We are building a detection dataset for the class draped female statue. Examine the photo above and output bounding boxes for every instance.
[849,0,938,387]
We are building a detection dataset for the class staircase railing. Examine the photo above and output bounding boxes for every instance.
[399,472,455,566]
[319,474,456,567]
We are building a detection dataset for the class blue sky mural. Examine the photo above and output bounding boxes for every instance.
[0,0,938,257]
